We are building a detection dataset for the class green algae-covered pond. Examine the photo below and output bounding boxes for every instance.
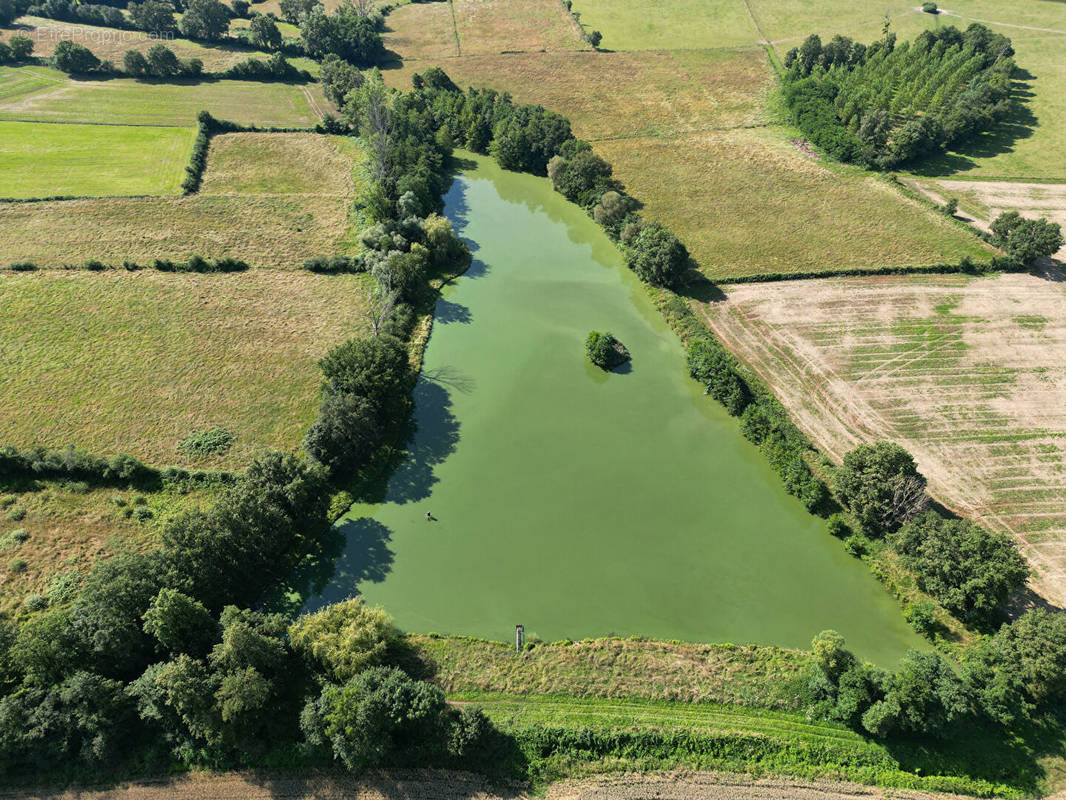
[307,153,923,663]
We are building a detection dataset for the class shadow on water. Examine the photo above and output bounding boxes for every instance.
[267,518,395,613]
[385,376,463,505]
[435,297,473,324]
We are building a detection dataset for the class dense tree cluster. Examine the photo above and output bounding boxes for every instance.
[783,24,1017,168]
[52,40,102,73]
[0,34,32,64]
[890,512,1029,627]
[30,0,127,29]
[834,442,928,537]
[987,211,1064,266]
[808,612,1066,740]
[299,3,383,66]
[178,0,231,41]
[833,442,1029,627]
[123,44,202,78]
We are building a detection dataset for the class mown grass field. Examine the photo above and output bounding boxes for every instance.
[0,133,364,266]
[566,0,760,50]
[0,269,371,470]
[384,0,587,60]
[0,65,330,126]
[0,120,195,198]
[698,271,1066,608]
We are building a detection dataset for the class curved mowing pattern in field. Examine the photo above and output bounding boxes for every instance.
[700,273,1066,607]
[0,65,329,127]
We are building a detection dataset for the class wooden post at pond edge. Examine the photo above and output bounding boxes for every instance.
[515,624,524,653]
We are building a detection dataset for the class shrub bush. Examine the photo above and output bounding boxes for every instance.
[624,222,690,288]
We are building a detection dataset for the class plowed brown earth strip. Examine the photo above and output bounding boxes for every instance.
[1,769,980,800]
[698,272,1066,607]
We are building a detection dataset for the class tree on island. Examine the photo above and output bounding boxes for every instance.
[586,331,630,370]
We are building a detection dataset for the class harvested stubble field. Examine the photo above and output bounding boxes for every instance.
[595,129,993,280]
[0,119,195,198]
[0,132,363,266]
[697,271,1066,607]
[0,65,330,127]
[2,17,279,71]
[382,46,774,140]
[0,269,371,470]
[384,0,587,60]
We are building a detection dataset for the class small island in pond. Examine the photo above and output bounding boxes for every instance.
[586,331,631,370]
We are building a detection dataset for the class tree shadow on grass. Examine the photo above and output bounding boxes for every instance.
[883,713,1062,797]
[908,71,1039,177]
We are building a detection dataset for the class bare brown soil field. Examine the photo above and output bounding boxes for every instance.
[596,130,993,280]
[3,769,981,800]
[383,47,773,140]
[0,133,363,266]
[0,269,371,470]
[548,772,978,800]
[697,271,1066,606]
[2,17,272,71]
[384,0,587,60]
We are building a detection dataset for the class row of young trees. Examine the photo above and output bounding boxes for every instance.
[783,24,1016,168]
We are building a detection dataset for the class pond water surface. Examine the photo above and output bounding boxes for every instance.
[306,153,923,663]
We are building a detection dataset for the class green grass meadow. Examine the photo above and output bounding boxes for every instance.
[0,121,196,198]
[0,66,330,127]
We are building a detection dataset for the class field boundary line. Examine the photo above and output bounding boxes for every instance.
[738,0,770,46]
[0,117,191,128]
[448,0,462,56]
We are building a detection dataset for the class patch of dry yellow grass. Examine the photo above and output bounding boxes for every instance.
[0,269,372,470]
[596,129,993,279]
[382,47,772,140]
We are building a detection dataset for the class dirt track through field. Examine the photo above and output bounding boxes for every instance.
[700,272,1066,608]
[934,180,1066,261]
[5,770,980,800]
